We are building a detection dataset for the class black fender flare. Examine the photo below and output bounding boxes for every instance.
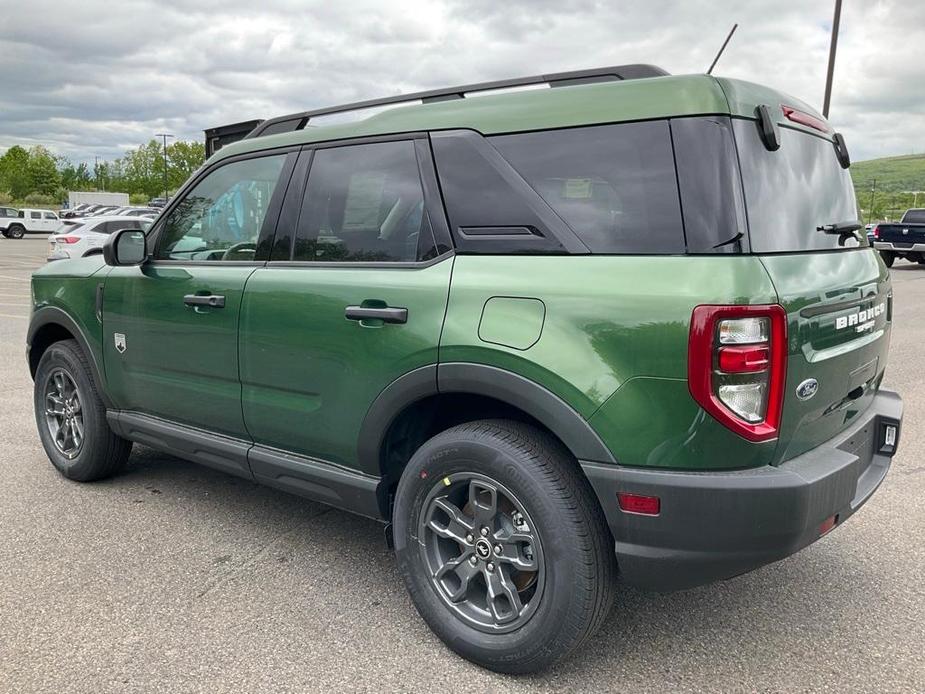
[357,362,616,477]
[27,306,113,408]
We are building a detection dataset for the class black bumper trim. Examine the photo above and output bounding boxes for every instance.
[581,390,902,591]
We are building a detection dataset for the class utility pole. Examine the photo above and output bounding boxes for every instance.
[155,133,174,200]
[868,179,876,224]
[822,0,843,118]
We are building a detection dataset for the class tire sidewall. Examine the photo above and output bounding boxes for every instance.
[10,225,25,239]
[34,341,106,479]
[394,430,593,669]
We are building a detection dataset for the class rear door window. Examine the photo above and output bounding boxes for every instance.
[292,140,437,263]
[734,120,860,252]
[490,121,685,253]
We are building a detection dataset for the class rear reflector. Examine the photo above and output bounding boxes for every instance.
[819,514,838,536]
[617,492,660,516]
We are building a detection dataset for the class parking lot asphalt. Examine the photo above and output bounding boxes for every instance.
[0,235,923,693]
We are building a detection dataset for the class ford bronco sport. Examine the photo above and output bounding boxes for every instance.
[28,65,903,674]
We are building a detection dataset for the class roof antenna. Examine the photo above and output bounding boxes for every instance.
[706,24,738,75]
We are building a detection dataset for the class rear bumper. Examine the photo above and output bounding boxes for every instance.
[581,389,902,591]
[874,241,925,252]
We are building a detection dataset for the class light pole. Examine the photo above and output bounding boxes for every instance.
[155,133,174,200]
[94,155,100,189]
[822,0,843,118]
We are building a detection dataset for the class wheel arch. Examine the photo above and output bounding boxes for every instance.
[28,307,112,408]
[359,363,615,518]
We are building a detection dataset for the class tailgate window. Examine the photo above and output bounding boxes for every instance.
[734,119,862,253]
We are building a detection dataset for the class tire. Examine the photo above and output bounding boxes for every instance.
[7,224,25,239]
[879,251,895,268]
[393,419,617,674]
[33,339,132,482]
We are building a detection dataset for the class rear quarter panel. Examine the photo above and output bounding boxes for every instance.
[441,255,781,470]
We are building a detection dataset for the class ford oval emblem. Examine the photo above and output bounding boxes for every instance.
[796,378,819,401]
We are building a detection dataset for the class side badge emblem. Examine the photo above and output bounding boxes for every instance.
[796,378,818,401]
[114,333,127,354]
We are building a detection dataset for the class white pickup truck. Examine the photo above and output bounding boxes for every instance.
[0,208,61,239]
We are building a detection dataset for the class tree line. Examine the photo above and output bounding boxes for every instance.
[0,139,205,206]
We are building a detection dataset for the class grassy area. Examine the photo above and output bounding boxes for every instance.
[851,153,925,193]
[852,153,925,222]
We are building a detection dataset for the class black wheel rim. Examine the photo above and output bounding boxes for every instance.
[44,368,84,459]
[419,472,545,633]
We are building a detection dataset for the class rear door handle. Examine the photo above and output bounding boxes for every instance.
[345,306,408,324]
[184,294,226,309]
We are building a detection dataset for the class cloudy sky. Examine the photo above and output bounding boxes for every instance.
[0,0,922,165]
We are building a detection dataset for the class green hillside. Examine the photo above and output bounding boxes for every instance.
[852,153,925,192]
[851,154,925,221]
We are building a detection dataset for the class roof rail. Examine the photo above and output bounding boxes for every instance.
[246,64,669,140]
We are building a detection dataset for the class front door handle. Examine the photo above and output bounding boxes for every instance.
[345,305,408,324]
[184,294,226,309]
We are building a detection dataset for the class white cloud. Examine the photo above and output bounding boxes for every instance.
[0,0,921,163]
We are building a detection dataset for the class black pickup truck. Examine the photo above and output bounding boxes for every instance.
[873,208,925,267]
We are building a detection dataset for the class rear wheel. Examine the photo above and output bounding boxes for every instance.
[7,224,25,239]
[393,419,616,674]
[879,250,895,267]
[34,339,132,481]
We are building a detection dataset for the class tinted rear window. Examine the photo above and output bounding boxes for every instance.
[490,121,684,253]
[902,209,925,224]
[734,120,860,252]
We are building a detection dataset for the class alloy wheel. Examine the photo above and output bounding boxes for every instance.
[44,368,84,459]
[419,472,545,633]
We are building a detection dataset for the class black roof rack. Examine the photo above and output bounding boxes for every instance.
[246,64,668,140]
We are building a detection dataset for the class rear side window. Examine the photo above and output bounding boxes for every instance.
[734,120,860,253]
[293,141,437,263]
[902,209,925,224]
[490,121,684,253]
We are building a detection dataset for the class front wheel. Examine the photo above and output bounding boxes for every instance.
[393,420,616,674]
[7,224,25,239]
[34,339,132,481]
[879,250,895,268]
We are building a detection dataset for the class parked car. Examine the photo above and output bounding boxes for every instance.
[61,203,94,219]
[871,208,925,266]
[84,205,119,217]
[109,206,160,218]
[47,216,152,261]
[0,208,60,238]
[147,197,169,208]
[27,65,903,674]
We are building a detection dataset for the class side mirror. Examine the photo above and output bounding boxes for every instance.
[103,228,147,266]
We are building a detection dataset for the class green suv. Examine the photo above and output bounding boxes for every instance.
[28,65,903,673]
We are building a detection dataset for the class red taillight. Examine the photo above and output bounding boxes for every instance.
[781,105,830,133]
[688,305,787,442]
[617,492,660,516]
[717,344,770,373]
[57,236,80,244]
[873,225,880,239]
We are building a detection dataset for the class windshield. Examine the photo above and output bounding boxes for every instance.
[734,120,862,252]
